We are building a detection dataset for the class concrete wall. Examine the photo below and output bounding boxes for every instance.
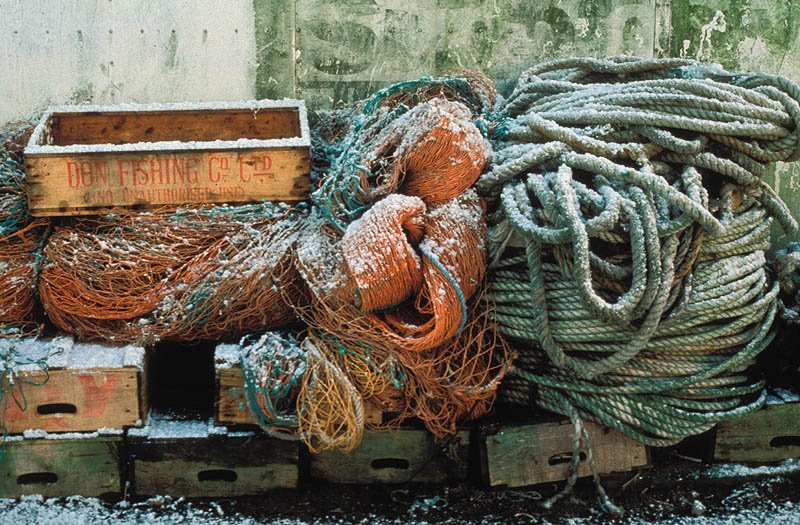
[0,0,257,124]
[2,0,798,241]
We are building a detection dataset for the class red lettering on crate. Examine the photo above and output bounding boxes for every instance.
[76,374,122,417]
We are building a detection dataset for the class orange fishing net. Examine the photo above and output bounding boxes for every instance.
[342,98,490,210]
[392,287,514,437]
[363,191,487,352]
[398,99,490,203]
[341,194,426,312]
[0,222,49,334]
[367,69,497,116]
[313,75,494,231]
[40,204,304,343]
[289,190,511,437]
[1,122,48,336]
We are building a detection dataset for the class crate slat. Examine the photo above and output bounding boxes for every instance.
[5,368,143,434]
[715,402,800,463]
[482,420,650,488]
[310,429,470,484]
[0,437,121,498]
[130,435,298,497]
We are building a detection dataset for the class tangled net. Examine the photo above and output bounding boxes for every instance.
[289,190,513,437]
[240,331,365,453]
[40,203,304,344]
[312,71,495,231]
[0,121,49,338]
[478,56,800,511]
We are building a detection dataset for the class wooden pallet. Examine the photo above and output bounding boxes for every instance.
[214,356,383,427]
[310,429,470,484]
[481,419,650,488]
[128,414,298,497]
[24,100,310,216]
[714,401,800,463]
[4,337,147,434]
[0,435,122,498]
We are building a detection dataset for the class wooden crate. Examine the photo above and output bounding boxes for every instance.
[0,435,122,498]
[714,401,800,463]
[3,336,147,434]
[24,100,310,216]
[481,419,650,488]
[310,429,470,484]
[128,413,298,497]
[214,363,383,427]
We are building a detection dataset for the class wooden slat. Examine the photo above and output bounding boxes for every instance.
[482,420,650,488]
[715,403,800,463]
[310,429,470,484]
[0,438,121,498]
[25,147,310,216]
[48,108,301,145]
[4,368,142,434]
[130,435,298,497]
[215,367,383,427]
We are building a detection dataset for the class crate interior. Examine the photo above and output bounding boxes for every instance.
[42,107,302,146]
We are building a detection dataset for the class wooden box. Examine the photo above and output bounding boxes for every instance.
[0,434,122,498]
[715,397,800,463]
[310,429,470,484]
[3,336,147,434]
[213,343,383,427]
[481,419,650,488]
[24,100,310,216]
[128,412,298,497]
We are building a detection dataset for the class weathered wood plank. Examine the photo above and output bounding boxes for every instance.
[715,403,800,463]
[0,437,121,498]
[310,429,470,484]
[482,420,650,488]
[25,147,310,216]
[48,108,301,145]
[4,368,143,434]
[130,435,299,497]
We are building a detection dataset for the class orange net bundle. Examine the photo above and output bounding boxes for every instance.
[1,121,49,337]
[397,98,490,203]
[290,190,510,436]
[0,221,49,336]
[40,204,304,344]
[341,194,426,312]
[313,71,496,231]
[363,190,488,352]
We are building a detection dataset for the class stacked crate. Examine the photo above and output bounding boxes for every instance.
[0,336,146,497]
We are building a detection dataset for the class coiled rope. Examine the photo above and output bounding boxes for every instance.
[478,56,800,510]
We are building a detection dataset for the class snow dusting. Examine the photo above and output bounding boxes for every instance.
[127,410,255,440]
[0,336,144,372]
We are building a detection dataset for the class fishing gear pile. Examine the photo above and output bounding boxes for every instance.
[477,56,800,510]
[240,72,514,449]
